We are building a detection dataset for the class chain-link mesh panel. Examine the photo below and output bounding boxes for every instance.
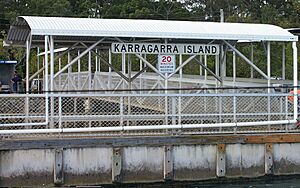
[0,92,297,134]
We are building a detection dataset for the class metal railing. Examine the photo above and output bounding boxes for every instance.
[0,88,297,135]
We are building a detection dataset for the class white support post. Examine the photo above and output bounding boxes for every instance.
[293,42,298,121]
[282,43,286,80]
[37,47,40,92]
[59,96,62,129]
[233,49,237,129]
[25,36,31,124]
[199,55,203,76]
[178,54,182,125]
[44,36,49,126]
[88,51,92,90]
[204,55,207,81]
[50,36,55,128]
[250,43,254,78]
[128,55,132,121]
[267,42,271,93]
[233,50,236,86]
[128,54,132,90]
[165,72,168,125]
[50,36,54,91]
[43,57,45,91]
[139,53,143,92]
[67,51,71,90]
[220,45,226,78]
[78,50,81,90]
[122,52,126,90]
[267,42,271,127]
[26,37,31,93]
[215,54,220,87]
[95,49,98,72]
[98,49,101,72]
[58,56,62,90]
[108,48,112,89]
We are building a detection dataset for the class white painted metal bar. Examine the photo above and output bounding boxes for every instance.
[79,42,129,83]
[25,36,31,124]
[44,36,49,126]
[54,39,104,78]
[26,35,32,93]
[165,72,168,125]
[77,50,81,90]
[250,43,254,78]
[167,54,197,79]
[194,58,222,83]
[233,50,236,86]
[199,55,203,76]
[224,40,269,79]
[59,96,62,129]
[135,53,166,79]
[50,36,55,91]
[178,54,182,124]
[88,51,92,90]
[98,49,101,72]
[282,43,286,80]
[45,92,290,98]
[122,52,126,89]
[215,54,220,86]
[58,56,62,90]
[0,120,295,135]
[204,55,207,81]
[293,42,298,121]
[50,36,55,128]
[267,42,271,127]
[37,47,40,91]
[267,42,271,93]
[29,66,44,82]
[67,51,71,90]
[108,48,112,89]
[95,49,98,72]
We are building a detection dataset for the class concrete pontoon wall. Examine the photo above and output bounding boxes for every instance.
[1,139,300,187]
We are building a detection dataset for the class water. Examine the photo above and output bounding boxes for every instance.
[100,177,300,188]
[194,177,300,188]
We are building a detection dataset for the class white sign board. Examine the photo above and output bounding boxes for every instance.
[111,43,219,55]
[158,55,176,73]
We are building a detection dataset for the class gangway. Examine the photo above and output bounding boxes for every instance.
[1,16,299,136]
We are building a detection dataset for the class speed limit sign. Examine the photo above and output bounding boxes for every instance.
[158,55,176,73]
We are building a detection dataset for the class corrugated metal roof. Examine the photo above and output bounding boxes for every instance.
[5,16,298,46]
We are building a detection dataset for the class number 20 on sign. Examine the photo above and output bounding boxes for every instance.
[158,55,176,73]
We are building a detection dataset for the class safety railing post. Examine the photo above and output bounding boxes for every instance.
[233,95,237,133]
[120,96,124,126]
[171,97,176,125]
[178,95,181,125]
[59,96,62,129]
[219,96,222,123]
[25,96,29,124]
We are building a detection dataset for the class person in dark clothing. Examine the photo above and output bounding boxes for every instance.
[11,72,22,93]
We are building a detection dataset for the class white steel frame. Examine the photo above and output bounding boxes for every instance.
[1,22,299,135]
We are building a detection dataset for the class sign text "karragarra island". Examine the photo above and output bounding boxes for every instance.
[112,43,219,55]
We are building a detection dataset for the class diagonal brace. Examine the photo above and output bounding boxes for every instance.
[80,42,130,83]
[223,40,269,79]
[54,39,105,79]
[194,58,222,83]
